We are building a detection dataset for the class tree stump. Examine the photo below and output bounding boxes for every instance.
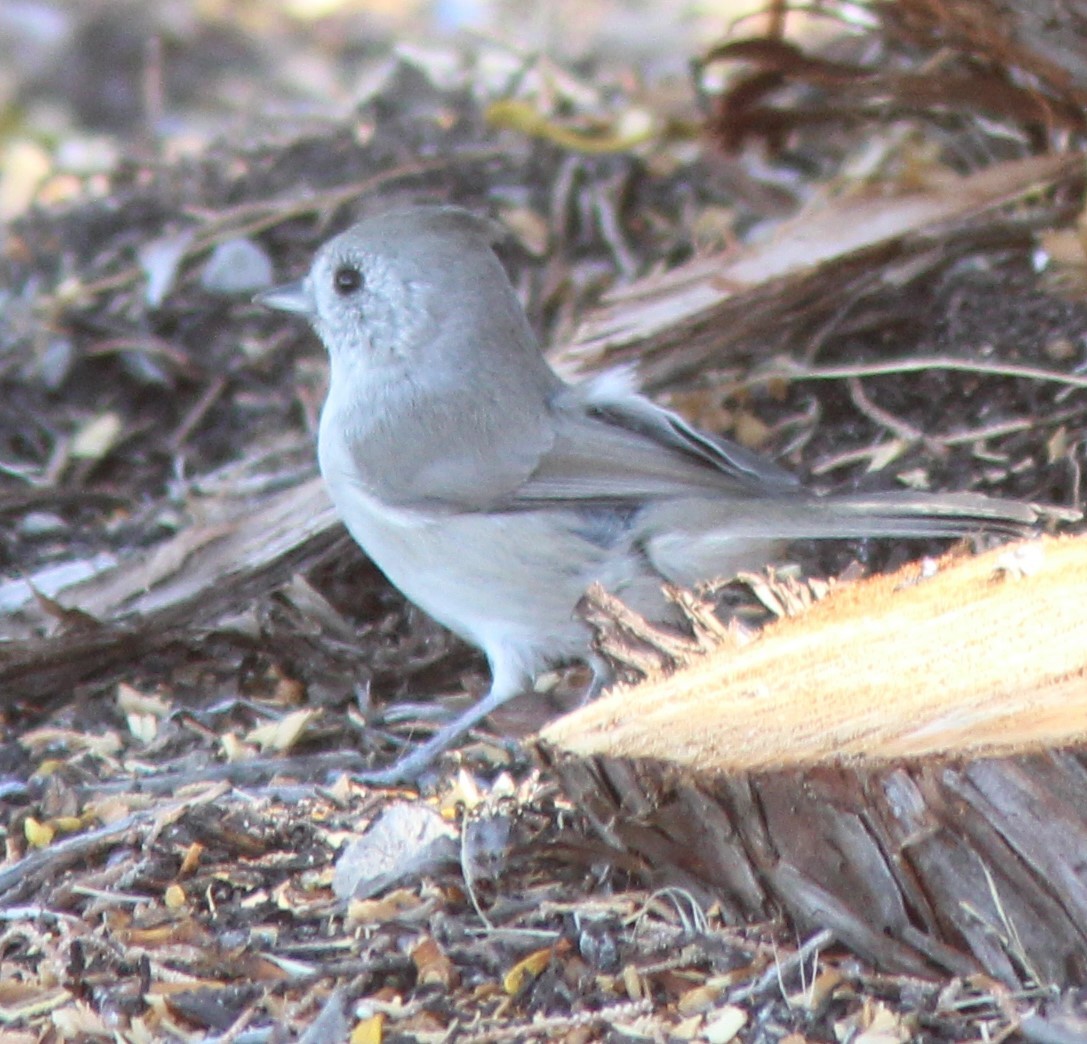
[540,536,1087,986]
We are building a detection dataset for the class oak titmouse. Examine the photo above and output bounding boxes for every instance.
[258,206,1043,782]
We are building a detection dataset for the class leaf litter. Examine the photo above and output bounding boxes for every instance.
[2,1,1087,1039]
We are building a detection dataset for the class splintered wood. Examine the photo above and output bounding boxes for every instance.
[553,153,1081,386]
[541,537,1087,984]
[542,536,1087,771]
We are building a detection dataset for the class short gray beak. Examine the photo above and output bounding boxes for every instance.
[254,279,315,316]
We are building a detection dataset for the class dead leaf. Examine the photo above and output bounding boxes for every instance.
[332,802,457,901]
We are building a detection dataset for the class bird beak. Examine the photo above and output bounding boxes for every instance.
[254,279,316,316]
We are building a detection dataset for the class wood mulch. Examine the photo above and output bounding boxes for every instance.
[3,3,1087,1039]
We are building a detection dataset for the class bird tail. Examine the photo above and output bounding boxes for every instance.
[751,490,1072,540]
[646,491,1077,543]
[640,491,1078,592]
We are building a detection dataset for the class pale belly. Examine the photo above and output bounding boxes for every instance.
[322,474,649,679]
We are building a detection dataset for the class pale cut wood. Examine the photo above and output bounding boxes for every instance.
[542,536,1087,771]
[66,476,339,622]
[0,477,344,700]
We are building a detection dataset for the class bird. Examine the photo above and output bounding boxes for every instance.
[257,205,1048,783]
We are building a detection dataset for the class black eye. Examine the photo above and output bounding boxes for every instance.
[333,266,362,294]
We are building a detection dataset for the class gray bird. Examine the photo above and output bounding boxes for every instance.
[258,205,1043,782]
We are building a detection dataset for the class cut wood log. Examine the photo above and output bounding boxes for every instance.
[539,536,1087,986]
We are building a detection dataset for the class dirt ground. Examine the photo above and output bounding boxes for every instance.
[3,1,1087,1040]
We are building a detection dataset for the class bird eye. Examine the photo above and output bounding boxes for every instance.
[333,266,363,294]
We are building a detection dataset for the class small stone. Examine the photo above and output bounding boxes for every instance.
[200,237,273,296]
[19,511,66,537]
[37,336,74,389]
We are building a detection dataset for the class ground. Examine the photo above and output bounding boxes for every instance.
[2,2,1087,1040]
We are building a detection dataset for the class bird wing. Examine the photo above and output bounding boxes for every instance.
[496,374,1041,535]
[494,371,802,509]
[343,368,1041,535]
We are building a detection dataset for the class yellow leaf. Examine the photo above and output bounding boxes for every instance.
[350,1014,384,1044]
[485,99,655,154]
[503,947,553,995]
[24,817,55,847]
[50,816,85,835]
[164,884,187,910]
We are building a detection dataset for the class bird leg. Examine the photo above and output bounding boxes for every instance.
[357,676,524,786]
